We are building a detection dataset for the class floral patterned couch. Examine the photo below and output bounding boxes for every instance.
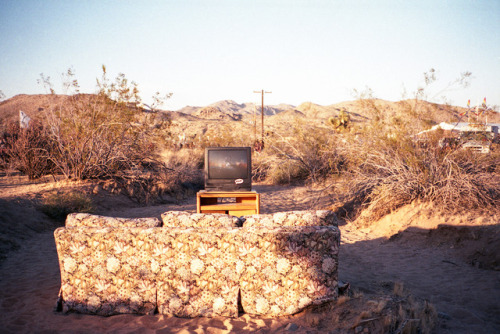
[54,211,340,317]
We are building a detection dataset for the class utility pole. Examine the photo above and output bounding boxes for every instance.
[253,89,272,141]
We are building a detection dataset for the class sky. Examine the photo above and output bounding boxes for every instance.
[1,0,499,111]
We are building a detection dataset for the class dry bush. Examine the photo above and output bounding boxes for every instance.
[101,149,204,204]
[36,67,171,182]
[298,289,436,334]
[27,67,184,203]
[254,120,347,184]
[1,120,54,179]
[156,148,204,196]
[337,132,500,222]
[201,123,252,148]
[390,283,437,334]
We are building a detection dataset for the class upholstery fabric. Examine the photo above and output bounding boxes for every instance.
[54,227,157,315]
[54,211,341,318]
[242,210,338,227]
[155,227,242,317]
[238,226,340,316]
[66,213,161,228]
[161,211,240,228]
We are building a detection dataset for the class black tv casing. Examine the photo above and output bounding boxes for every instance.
[204,147,252,192]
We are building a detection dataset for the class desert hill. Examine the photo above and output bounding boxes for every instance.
[3,93,496,123]
[269,108,305,119]
[2,94,498,145]
[0,94,69,126]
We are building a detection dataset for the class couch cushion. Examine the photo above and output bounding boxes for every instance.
[66,213,161,228]
[242,210,338,227]
[54,227,157,315]
[161,211,240,228]
[155,227,242,317]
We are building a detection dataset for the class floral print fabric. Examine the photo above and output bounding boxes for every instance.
[54,211,341,318]
[66,213,161,228]
[155,227,242,317]
[238,226,340,316]
[161,211,240,228]
[54,227,157,315]
[242,210,338,228]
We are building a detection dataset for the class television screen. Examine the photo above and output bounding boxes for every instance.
[208,150,248,179]
[204,147,252,191]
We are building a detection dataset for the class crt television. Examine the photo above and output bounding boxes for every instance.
[204,147,252,191]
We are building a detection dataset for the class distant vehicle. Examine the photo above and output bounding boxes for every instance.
[461,140,491,153]
[456,98,497,154]
[459,128,494,154]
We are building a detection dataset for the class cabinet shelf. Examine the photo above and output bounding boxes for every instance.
[196,191,260,216]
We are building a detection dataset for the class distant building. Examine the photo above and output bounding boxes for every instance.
[418,122,499,138]
[417,122,500,153]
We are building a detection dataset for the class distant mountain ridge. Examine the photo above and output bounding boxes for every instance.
[2,94,499,127]
[177,100,296,118]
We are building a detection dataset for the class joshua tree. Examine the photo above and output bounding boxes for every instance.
[328,108,351,132]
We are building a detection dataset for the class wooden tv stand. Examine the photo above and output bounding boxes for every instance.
[196,190,260,216]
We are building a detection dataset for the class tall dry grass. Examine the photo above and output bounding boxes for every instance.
[336,131,499,221]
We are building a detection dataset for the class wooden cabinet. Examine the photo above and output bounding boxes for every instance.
[196,191,260,216]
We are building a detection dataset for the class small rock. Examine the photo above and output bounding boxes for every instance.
[285,323,299,331]
[338,280,350,294]
[438,312,452,320]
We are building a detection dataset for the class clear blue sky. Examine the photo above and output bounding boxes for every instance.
[1,0,499,110]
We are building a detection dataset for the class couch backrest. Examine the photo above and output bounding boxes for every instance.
[66,213,162,228]
[161,211,241,228]
[54,224,341,317]
[241,210,338,227]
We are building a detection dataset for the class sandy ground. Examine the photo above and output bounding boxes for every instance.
[0,177,499,333]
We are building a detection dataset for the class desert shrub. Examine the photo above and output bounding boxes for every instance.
[339,133,500,221]
[30,67,183,203]
[198,123,254,148]
[260,155,308,184]
[258,120,347,184]
[40,191,94,221]
[38,67,171,181]
[150,149,204,201]
[2,120,54,179]
[101,149,204,203]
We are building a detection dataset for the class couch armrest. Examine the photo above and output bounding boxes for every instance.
[238,225,341,316]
